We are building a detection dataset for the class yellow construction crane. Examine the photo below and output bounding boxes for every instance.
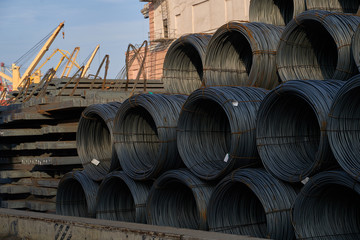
[81,44,100,78]
[0,22,64,90]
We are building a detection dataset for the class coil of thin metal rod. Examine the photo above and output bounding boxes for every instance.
[256,80,344,182]
[146,169,213,230]
[208,168,297,240]
[306,0,360,13]
[292,170,360,239]
[249,0,306,26]
[96,171,152,223]
[353,24,360,71]
[327,74,360,180]
[113,94,187,180]
[56,171,99,218]
[162,34,211,94]
[204,22,284,90]
[177,86,268,181]
[277,10,360,82]
[77,102,121,182]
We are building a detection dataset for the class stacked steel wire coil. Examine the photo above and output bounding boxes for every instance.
[177,86,268,180]
[208,168,297,240]
[146,169,213,230]
[292,170,360,240]
[249,0,306,25]
[277,10,360,82]
[328,75,360,180]
[204,21,284,90]
[77,102,121,181]
[113,94,187,180]
[162,34,211,94]
[56,171,99,218]
[256,80,343,182]
[306,0,360,13]
[353,24,360,71]
[96,171,151,223]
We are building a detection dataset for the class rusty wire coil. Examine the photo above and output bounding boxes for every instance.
[113,94,187,180]
[327,74,360,180]
[162,34,211,94]
[177,86,268,181]
[204,22,284,90]
[292,170,360,240]
[256,80,343,183]
[56,171,99,218]
[96,171,152,223]
[306,0,360,13]
[146,169,214,230]
[249,0,306,26]
[353,24,360,71]
[277,10,360,82]
[208,168,297,240]
[77,102,121,182]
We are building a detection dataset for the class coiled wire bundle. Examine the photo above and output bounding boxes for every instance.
[292,170,360,240]
[256,80,343,182]
[306,0,360,13]
[56,171,99,218]
[96,171,152,223]
[249,0,306,26]
[277,10,360,82]
[77,102,121,181]
[353,24,360,71]
[162,34,211,94]
[328,75,360,180]
[208,168,297,240]
[177,86,268,181]
[204,22,284,90]
[113,94,187,180]
[146,169,213,230]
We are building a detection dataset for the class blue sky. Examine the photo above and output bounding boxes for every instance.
[0,0,149,78]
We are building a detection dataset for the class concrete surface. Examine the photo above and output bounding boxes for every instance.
[0,208,268,240]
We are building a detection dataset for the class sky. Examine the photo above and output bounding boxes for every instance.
[0,0,149,79]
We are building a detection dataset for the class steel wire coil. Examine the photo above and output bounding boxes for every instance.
[277,10,360,82]
[56,171,99,218]
[162,34,211,94]
[306,0,360,13]
[256,80,343,182]
[249,0,306,26]
[353,24,360,71]
[113,93,187,180]
[146,169,214,230]
[177,86,268,181]
[96,171,151,223]
[292,170,360,240]
[208,168,297,240]
[327,74,360,180]
[204,22,284,90]
[77,102,121,182]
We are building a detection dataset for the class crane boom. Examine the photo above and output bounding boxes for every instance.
[81,44,100,78]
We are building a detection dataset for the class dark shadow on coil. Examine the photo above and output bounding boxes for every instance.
[56,171,99,218]
[113,94,187,180]
[77,102,121,181]
[292,170,360,240]
[146,169,213,230]
[352,24,360,72]
[96,171,151,223]
[208,168,297,240]
[256,80,343,182]
[204,22,284,90]
[249,0,306,25]
[162,34,211,94]
[277,10,360,82]
[328,74,360,180]
[177,86,268,181]
[306,0,360,13]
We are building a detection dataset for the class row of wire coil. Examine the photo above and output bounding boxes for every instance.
[56,3,360,240]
